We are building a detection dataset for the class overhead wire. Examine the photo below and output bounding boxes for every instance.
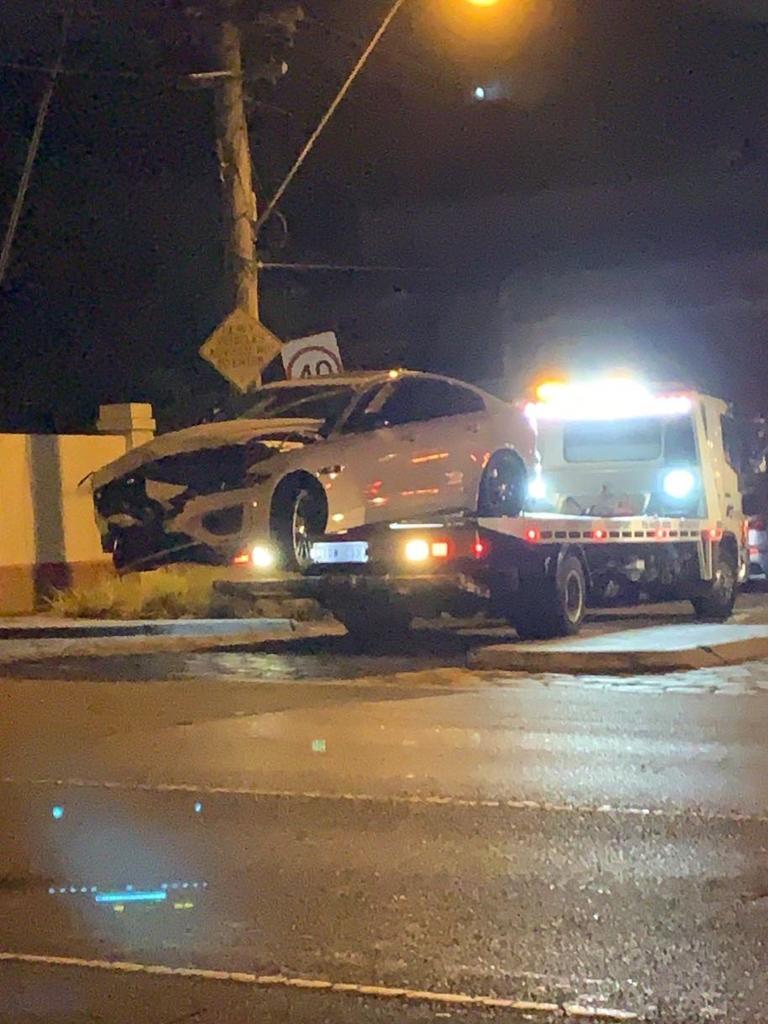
[0,3,452,278]
[300,8,461,98]
[253,0,410,237]
[258,259,435,272]
[0,2,73,287]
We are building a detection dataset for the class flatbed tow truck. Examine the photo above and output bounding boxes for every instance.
[231,381,751,641]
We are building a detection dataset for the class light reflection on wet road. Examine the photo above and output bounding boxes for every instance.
[3,779,768,1022]
[3,600,768,1022]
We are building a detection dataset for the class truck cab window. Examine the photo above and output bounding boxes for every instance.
[664,416,697,463]
[721,415,742,472]
[564,418,662,463]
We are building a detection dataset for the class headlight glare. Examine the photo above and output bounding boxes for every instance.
[663,468,696,500]
[251,544,276,570]
[404,538,430,563]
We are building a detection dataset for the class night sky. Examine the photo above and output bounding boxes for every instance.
[1,0,767,431]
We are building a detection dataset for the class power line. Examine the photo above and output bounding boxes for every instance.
[0,59,147,79]
[254,0,411,237]
[0,3,73,288]
[302,9,460,98]
[258,259,434,272]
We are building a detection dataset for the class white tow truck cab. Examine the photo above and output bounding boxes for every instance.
[477,380,749,638]
[239,380,749,642]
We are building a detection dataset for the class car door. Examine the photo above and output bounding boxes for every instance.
[396,378,492,514]
[325,377,492,523]
[332,379,424,522]
[347,376,492,519]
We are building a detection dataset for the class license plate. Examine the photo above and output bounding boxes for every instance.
[310,541,369,565]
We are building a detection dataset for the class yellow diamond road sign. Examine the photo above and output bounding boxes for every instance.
[199,308,282,392]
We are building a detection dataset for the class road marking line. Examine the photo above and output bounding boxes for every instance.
[2,774,766,824]
[0,950,638,1020]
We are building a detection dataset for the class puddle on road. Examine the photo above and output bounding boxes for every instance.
[0,631,474,684]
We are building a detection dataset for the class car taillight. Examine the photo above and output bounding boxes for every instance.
[473,537,490,559]
[430,540,451,559]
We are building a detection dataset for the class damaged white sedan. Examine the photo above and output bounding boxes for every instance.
[92,370,534,571]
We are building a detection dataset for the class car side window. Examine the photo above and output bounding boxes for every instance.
[378,380,425,426]
[445,384,485,415]
[379,379,484,426]
[342,384,390,433]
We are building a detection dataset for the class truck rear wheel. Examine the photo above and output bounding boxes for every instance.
[691,546,737,622]
[514,555,586,640]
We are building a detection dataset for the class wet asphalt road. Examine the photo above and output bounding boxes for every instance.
[3,600,768,1023]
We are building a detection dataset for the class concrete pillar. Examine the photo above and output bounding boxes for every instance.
[96,403,156,450]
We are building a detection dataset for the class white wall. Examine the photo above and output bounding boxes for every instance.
[0,433,127,614]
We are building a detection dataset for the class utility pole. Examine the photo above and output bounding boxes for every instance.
[214,15,259,320]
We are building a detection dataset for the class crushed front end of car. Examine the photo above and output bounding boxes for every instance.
[91,419,322,571]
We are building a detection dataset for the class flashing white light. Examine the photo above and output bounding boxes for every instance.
[527,474,547,501]
[251,544,276,570]
[663,468,696,500]
[527,379,692,422]
[404,538,430,563]
[473,85,486,100]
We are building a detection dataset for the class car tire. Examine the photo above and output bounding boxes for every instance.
[270,476,327,572]
[691,545,738,622]
[477,450,527,518]
[513,555,587,640]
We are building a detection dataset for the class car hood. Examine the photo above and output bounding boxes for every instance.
[91,417,324,490]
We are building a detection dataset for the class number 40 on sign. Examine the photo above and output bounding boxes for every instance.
[281,332,344,380]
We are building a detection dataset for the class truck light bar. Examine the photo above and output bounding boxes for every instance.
[528,379,692,421]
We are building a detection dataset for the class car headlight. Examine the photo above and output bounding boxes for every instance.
[663,468,696,500]
[251,544,276,570]
[404,538,430,563]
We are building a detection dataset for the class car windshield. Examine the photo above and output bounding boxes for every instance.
[239,384,358,425]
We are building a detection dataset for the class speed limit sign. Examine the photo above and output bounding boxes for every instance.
[282,332,344,380]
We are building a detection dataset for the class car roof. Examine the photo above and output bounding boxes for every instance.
[256,372,385,389]
[255,370,489,392]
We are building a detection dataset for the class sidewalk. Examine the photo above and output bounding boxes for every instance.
[0,617,292,640]
[469,622,768,674]
[0,617,342,665]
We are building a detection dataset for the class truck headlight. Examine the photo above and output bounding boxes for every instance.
[251,544,276,570]
[404,538,430,563]
[663,468,695,500]
[527,475,547,501]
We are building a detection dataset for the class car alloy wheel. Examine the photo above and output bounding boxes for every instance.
[291,489,315,568]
